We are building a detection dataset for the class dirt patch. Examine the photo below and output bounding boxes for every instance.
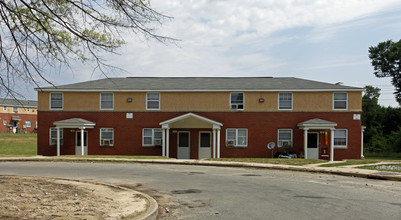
[0,176,148,219]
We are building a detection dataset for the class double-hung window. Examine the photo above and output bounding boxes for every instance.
[27,107,30,112]
[3,106,6,111]
[26,120,31,128]
[279,93,292,110]
[143,128,163,146]
[13,106,18,113]
[278,129,292,147]
[100,93,114,110]
[334,129,347,148]
[147,93,160,110]
[230,93,244,110]
[100,128,114,146]
[333,93,347,110]
[226,128,248,147]
[3,119,7,126]
[49,128,63,145]
[50,93,63,109]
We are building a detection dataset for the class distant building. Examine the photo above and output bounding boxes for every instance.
[36,77,364,161]
[0,98,38,133]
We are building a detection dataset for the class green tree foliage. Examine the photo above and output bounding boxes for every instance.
[362,86,401,153]
[0,0,174,97]
[369,39,401,105]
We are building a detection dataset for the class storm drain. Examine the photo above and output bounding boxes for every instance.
[171,189,202,194]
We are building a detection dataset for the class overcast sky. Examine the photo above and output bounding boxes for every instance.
[25,0,401,106]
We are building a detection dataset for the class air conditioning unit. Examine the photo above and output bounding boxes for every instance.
[226,140,236,146]
[231,104,244,110]
[280,141,291,147]
[103,139,113,146]
[50,138,57,145]
[154,139,162,146]
[231,104,238,110]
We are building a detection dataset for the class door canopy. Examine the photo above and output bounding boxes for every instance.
[53,118,96,129]
[159,113,222,129]
[297,118,337,130]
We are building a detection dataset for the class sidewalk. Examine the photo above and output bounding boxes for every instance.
[1,156,400,181]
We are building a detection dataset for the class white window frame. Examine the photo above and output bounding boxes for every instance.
[142,128,163,147]
[3,106,6,111]
[26,107,30,112]
[49,127,63,146]
[100,93,114,110]
[100,128,114,146]
[3,119,7,126]
[278,93,293,110]
[334,129,348,148]
[333,92,348,110]
[230,92,244,110]
[146,93,160,110]
[278,129,293,147]
[25,120,31,128]
[50,92,63,110]
[13,106,18,113]
[226,128,248,147]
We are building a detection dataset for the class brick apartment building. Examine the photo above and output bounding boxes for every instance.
[0,98,38,133]
[36,77,364,161]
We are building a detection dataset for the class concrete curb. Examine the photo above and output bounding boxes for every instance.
[1,157,400,182]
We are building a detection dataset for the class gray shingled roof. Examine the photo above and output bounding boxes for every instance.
[0,98,38,107]
[37,77,363,91]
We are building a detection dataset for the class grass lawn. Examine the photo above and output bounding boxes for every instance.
[320,153,401,167]
[359,164,401,173]
[207,158,326,166]
[60,155,168,160]
[0,133,37,156]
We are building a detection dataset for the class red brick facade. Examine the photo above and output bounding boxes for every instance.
[0,113,37,133]
[37,111,362,160]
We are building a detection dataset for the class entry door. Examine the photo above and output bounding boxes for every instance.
[75,131,88,155]
[199,132,211,159]
[177,131,190,159]
[307,133,319,159]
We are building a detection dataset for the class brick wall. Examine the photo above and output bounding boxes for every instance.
[37,111,362,160]
[0,113,37,133]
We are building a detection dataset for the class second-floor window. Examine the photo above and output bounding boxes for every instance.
[230,93,244,110]
[13,106,18,113]
[333,93,347,110]
[279,93,292,110]
[27,107,30,112]
[3,106,6,111]
[100,93,114,110]
[50,93,63,109]
[147,93,160,110]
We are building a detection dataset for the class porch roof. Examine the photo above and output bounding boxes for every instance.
[53,118,96,129]
[297,118,337,130]
[159,113,222,129]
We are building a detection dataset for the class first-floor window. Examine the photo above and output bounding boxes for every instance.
[226,128,248,147]
[26,120,31,127]
[278,129,292,147]
[100,128,114,146]
[3,119,7,126]
[49,128,63,146]
[334,129,347,148]
[143,128,163,146]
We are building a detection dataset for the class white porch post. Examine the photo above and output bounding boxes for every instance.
[330,128,335,161]
[80,128,84,156]
[217,128,221,158]
[162,129,166,157]
[361,126,366,159]
[56,127,61,156]
[213,129,217,158]
[166,128,170,158]
[303,128,309,159]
